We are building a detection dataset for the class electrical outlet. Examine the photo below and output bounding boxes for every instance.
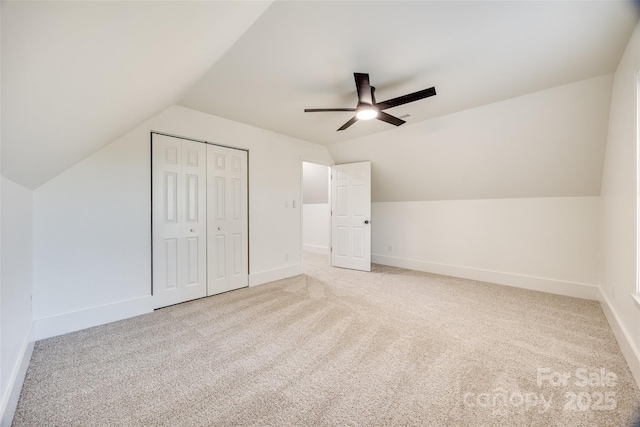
[284,253,289,261]
[388,245,393,253]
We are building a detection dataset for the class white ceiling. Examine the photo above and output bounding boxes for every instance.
[2,1,272,189]
[179,1,638,146]
[3,1,638,191]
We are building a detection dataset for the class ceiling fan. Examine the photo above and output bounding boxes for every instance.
[304,72,436,131]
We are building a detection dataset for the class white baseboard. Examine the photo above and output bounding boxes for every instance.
[34,296,153,341]
[598,289,640,389]
[372,254,599,300]
[1,324,35,427]
[250,264,302,287]
[303,244,329,255]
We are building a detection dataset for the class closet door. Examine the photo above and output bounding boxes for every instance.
[152,134,207,308]
[207,144,249,295]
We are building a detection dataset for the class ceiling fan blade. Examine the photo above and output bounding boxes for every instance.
[304,108,357,112]
[376,111,405,127]
[354,73,373,105]
[337,116,358,131]
[376,87,436,110]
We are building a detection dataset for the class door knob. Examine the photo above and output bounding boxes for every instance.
[190,228,194,232]
[364,220,370,224]
[218,227,222,231]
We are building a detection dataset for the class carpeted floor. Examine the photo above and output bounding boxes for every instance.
[13,253,640,426]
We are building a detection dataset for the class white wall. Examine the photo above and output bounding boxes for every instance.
[1,177,33,421]
[328,75,613,202]
[372,197,599,298]
[326,76,611,299]
[302,162,329,204]
[33,105,333,339]
[302,204,330,254]
[0,0,4,412]
[302,162,330,254]
[599,21,640,385]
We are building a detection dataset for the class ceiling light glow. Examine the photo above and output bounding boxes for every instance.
[356,108,378,120]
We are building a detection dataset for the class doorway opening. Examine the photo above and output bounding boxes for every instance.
[301,160,372,272]
[301,161,331,266]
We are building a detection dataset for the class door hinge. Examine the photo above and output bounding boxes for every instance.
[331,247,333,252]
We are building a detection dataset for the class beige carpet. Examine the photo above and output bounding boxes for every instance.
[13,253,640,426]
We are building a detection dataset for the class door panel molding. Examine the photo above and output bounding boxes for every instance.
[207,144,249,296]
[152,134,207,308]
[151,133,249,309]
[331,161,371,272]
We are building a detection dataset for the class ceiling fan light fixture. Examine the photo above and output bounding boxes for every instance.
[304,73,435,131]
[356,108,378,120]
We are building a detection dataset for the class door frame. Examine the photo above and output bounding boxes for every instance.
[150,131,250,300]
[300,157,333,266]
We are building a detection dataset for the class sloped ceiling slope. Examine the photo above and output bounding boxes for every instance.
[329,74,615,202]
[179,1,638,147]
[2,1,272,189]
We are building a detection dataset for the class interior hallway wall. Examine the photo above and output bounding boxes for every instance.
[302,162,330,254]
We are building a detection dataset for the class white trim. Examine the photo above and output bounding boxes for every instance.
[0,323,35,427]
[34,296,153,341]
[249,264,302,287]
[599,289,640,389]
[303,244,329,255]
[372,254,599,300]
[632,293,640,310]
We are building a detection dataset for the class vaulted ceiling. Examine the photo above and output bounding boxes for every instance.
[179,1,638,146]
[2,1,272,189]
[2,1,639,190]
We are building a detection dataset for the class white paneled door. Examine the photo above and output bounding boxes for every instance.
[152,134,207,308]
[152,134,249,308]
[207,144,249,295]
[331,161,371,271]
